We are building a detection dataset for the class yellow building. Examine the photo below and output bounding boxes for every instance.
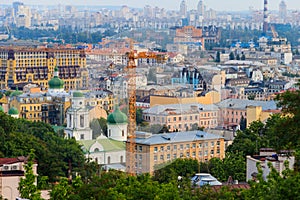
[127,131,225,174]
[0,47,88,90]
[246,105,281,127]
[150,91,221,107]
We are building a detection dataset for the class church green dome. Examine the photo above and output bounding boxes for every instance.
[10,90,22,97]
[48,67,64,89]
[8,107,19,115]
[73,91,84,98]
[0,105,4,112]
[107,107,128,124]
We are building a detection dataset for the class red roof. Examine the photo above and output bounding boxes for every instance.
[0,157,26,166]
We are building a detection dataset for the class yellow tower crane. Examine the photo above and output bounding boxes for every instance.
[125,41,137,175]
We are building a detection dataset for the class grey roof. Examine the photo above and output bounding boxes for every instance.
[135,130,223,145]
[144,103,219,115]
[216,99,278,110]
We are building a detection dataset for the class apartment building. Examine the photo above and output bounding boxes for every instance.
[216,99,278,129]
[0,47,88,90]
[0,157,38,200]
[128,130,225,174]
[143,103,219,132]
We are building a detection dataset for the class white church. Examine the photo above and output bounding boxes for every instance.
[65,92,128,170]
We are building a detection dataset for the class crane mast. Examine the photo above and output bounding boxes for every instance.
[125,45,137,175]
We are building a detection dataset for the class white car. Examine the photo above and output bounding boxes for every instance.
[191,173,222,186]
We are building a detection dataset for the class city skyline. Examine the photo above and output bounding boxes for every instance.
[3,0,297,11]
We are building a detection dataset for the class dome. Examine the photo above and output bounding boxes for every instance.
[0,105,3,112]
[73,91,84,98]
[8,107,19,115]
[10,90,22,97]
[107,107,128,124]
[48,67,64,89]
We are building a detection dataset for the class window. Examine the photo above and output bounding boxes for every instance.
[190,116,192,120]
[195,116,198,120]
[167,146,170,151]
[192,143,196,148]
[94,148,99,152]
[120,156,124,163]
[179,117,182,121]
[154,147,158,152]
[186,152,190,157]
[217,141,220,145]
[160,155,164,160]
[211,142,214,147]
[180,153,183,158]
[199,143,202,148]
[180,144,183,150]
[139,146,143,152]
[204,150,208,156]
[198,151,202,156]
[122,130,125,137]
[217,149,220,154]
[174,145,177,150]
[154,155,157,161]
[186,144,190,149]
[205,142,208,147]
[107,156,111,164]
[160,146,164,151]
[80,134,84,140]
[139,154,142,160]
[192,152,196,157]
[173,154,177,159]
[80,114,84,127]
[211,150,214,155]
[167,154,170,160]
[173,117,176,121]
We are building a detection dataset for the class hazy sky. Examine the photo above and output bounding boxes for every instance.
[4,0,300,11]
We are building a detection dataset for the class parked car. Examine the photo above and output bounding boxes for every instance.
[191,173,222,186]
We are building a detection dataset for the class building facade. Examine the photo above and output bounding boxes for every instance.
[0,47,88,90]
[128,131,225,174]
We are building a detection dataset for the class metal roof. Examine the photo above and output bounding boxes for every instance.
[134,130,223,145]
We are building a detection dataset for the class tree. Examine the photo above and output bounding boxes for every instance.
[98,117,108,137]
[241,54,246,60]
[229,52,235,60]
[153,158,199,183]
[18,149,42,200]
[239,115,247,131]
[136,108,143,125]
[215,51,221,62]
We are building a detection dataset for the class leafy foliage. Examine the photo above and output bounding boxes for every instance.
[18,149,42,200]
[0,112,85,184]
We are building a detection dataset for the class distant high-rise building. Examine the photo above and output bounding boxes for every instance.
[279,1,287,23]
[144,5,153,18]
[197,0,205,16]
[180,0,187,17]
[263,0,269,34]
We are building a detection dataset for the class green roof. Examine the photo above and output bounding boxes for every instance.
[107,107,128,124]
[78,138,125,153]
[8,107,19,115]
[73,91,84,98]
[48,67,64,89]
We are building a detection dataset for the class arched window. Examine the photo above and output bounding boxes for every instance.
[107,156,111,164]
[80,114,84,127]
[122,130,125,137]
[120,156,124,163]
[94,148,99,152]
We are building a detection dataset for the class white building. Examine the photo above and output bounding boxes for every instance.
[65,91,93,140]
[246,148,295,181]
